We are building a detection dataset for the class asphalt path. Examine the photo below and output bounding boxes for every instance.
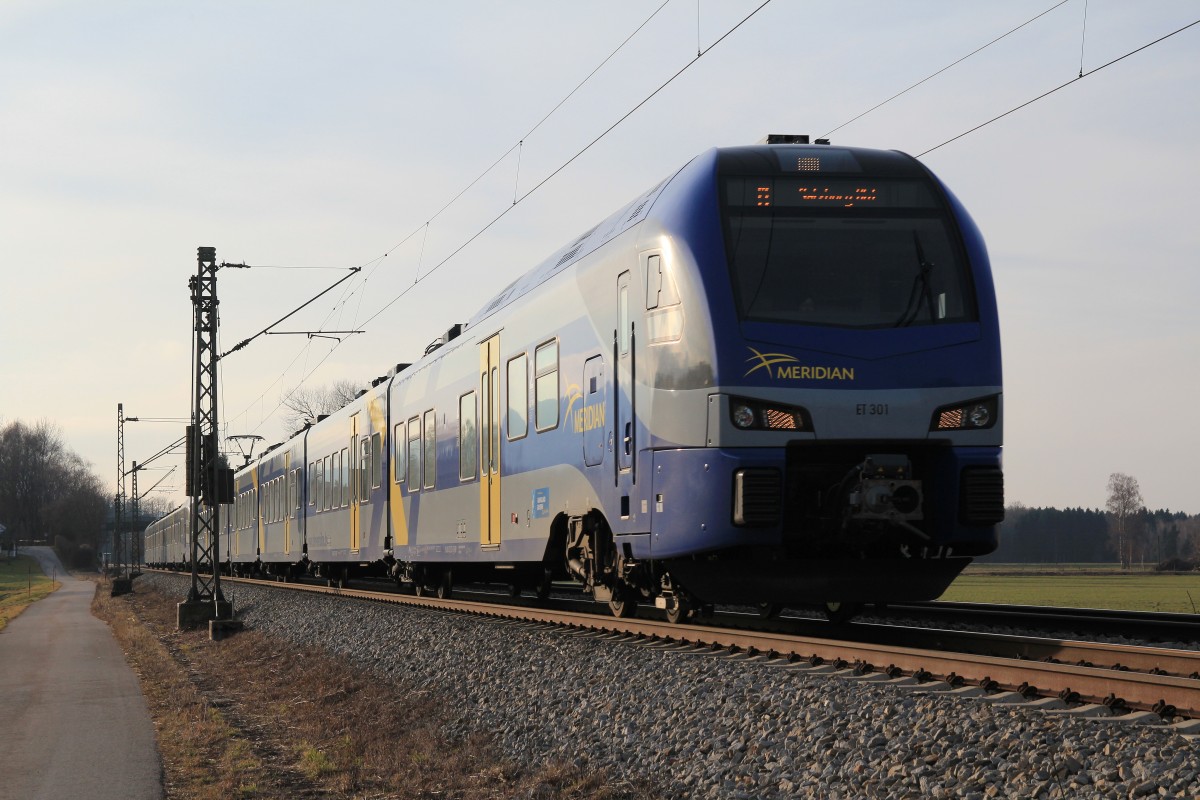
[0,548,162,800]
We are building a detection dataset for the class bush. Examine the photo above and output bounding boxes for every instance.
[72,543,96,570]
[54,535,78,568]
[1155,556,1195,572]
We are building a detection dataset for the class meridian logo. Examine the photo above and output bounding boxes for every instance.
[744,347,855,381]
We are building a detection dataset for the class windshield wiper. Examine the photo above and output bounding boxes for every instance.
[895,231,936,327]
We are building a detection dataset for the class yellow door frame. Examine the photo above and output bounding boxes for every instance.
[480,334,501,549]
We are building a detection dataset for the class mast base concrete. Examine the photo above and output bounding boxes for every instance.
[176,599,233,629]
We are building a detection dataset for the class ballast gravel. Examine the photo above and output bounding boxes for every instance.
[144,574,1197,799]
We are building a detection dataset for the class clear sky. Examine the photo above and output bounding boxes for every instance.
[1,1,1197,514]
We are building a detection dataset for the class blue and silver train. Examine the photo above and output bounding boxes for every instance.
[147,138,1004,622]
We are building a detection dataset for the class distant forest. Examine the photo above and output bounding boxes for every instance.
[981,505,1200,567]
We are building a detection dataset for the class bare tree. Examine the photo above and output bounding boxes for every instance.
[281,379,363,431]
[0,419,110,564]
[1106,472,1144,569]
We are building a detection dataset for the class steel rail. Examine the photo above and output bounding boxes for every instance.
[193,573,1200,719]
[885,600,1200,640]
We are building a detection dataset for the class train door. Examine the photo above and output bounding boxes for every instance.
[283,454,291,556]
[480,334,501,549]
[582,355,606,467]
[616,272,636,477]
[256,468,265,558]
[350,414,361,552]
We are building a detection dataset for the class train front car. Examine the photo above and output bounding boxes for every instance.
[637,143,1003,620]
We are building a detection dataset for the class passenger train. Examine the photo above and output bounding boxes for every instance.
[146,137,1004,622]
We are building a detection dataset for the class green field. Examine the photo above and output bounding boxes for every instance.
[941,564,1200,613]
[0,555,61,631]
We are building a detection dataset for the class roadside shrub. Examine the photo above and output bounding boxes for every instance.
[72,543,96,570]
[53,535,78,568]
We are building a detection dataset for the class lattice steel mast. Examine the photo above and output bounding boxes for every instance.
[130,461,140,571]
[115,403,126,578]
[183,246,228,620]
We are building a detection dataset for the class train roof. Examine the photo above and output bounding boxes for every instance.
[465,142,928,331]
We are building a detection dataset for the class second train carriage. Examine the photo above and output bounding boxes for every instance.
[157,139,1003,621]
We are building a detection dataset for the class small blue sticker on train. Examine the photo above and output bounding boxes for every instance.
[531,487,550,519]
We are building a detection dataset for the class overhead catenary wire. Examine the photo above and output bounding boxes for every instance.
[821,0,1073,140]
[918,16,1200,158]
[221,4,677,439]
[361,0,673,286]
[357,0,773,332]
[1078,0,1089,77]
[219,266,361,359]
[234,0,750,434]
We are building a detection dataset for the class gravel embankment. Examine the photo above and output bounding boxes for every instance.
[143,573,1198,799]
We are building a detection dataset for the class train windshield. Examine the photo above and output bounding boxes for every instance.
[721,176,976,329]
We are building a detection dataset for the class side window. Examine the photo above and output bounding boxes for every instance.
[339,447,349,507]
[315,459,325,512]
[507,354,528,440]
[620,284,630,354]
[407,416,421,492]
[423,409,436,489]
[480,368,492,475]
[360,438,371,501]
[291,469,299,518]
[645,253,680,309]
[459,391,477,481]
[646,254,661,309]
[534,339,560,431]
[393,422,406,483]
[371,432,382,489]
[323,455,332,511]
[328,452,338,509]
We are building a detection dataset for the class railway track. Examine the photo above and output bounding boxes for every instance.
[881,600,1200,643]
[176,571,1200,725]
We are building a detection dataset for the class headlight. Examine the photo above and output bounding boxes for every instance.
[931,396,999,431]
[732,403,756,429]
[968,403,991,428]
[729,397,811,432]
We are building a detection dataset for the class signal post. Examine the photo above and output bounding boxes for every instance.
[177,246,234,630]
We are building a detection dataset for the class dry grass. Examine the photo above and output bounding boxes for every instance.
[0,554,61,631]
[94,578,658,800]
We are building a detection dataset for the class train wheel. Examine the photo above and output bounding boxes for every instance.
[823,601,859,624]
[535,569,553,601]
[608,585,638,618]
[665,593,691,625]
[757,603,783,619]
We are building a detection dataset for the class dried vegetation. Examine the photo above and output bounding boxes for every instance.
[93,578,656,800]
